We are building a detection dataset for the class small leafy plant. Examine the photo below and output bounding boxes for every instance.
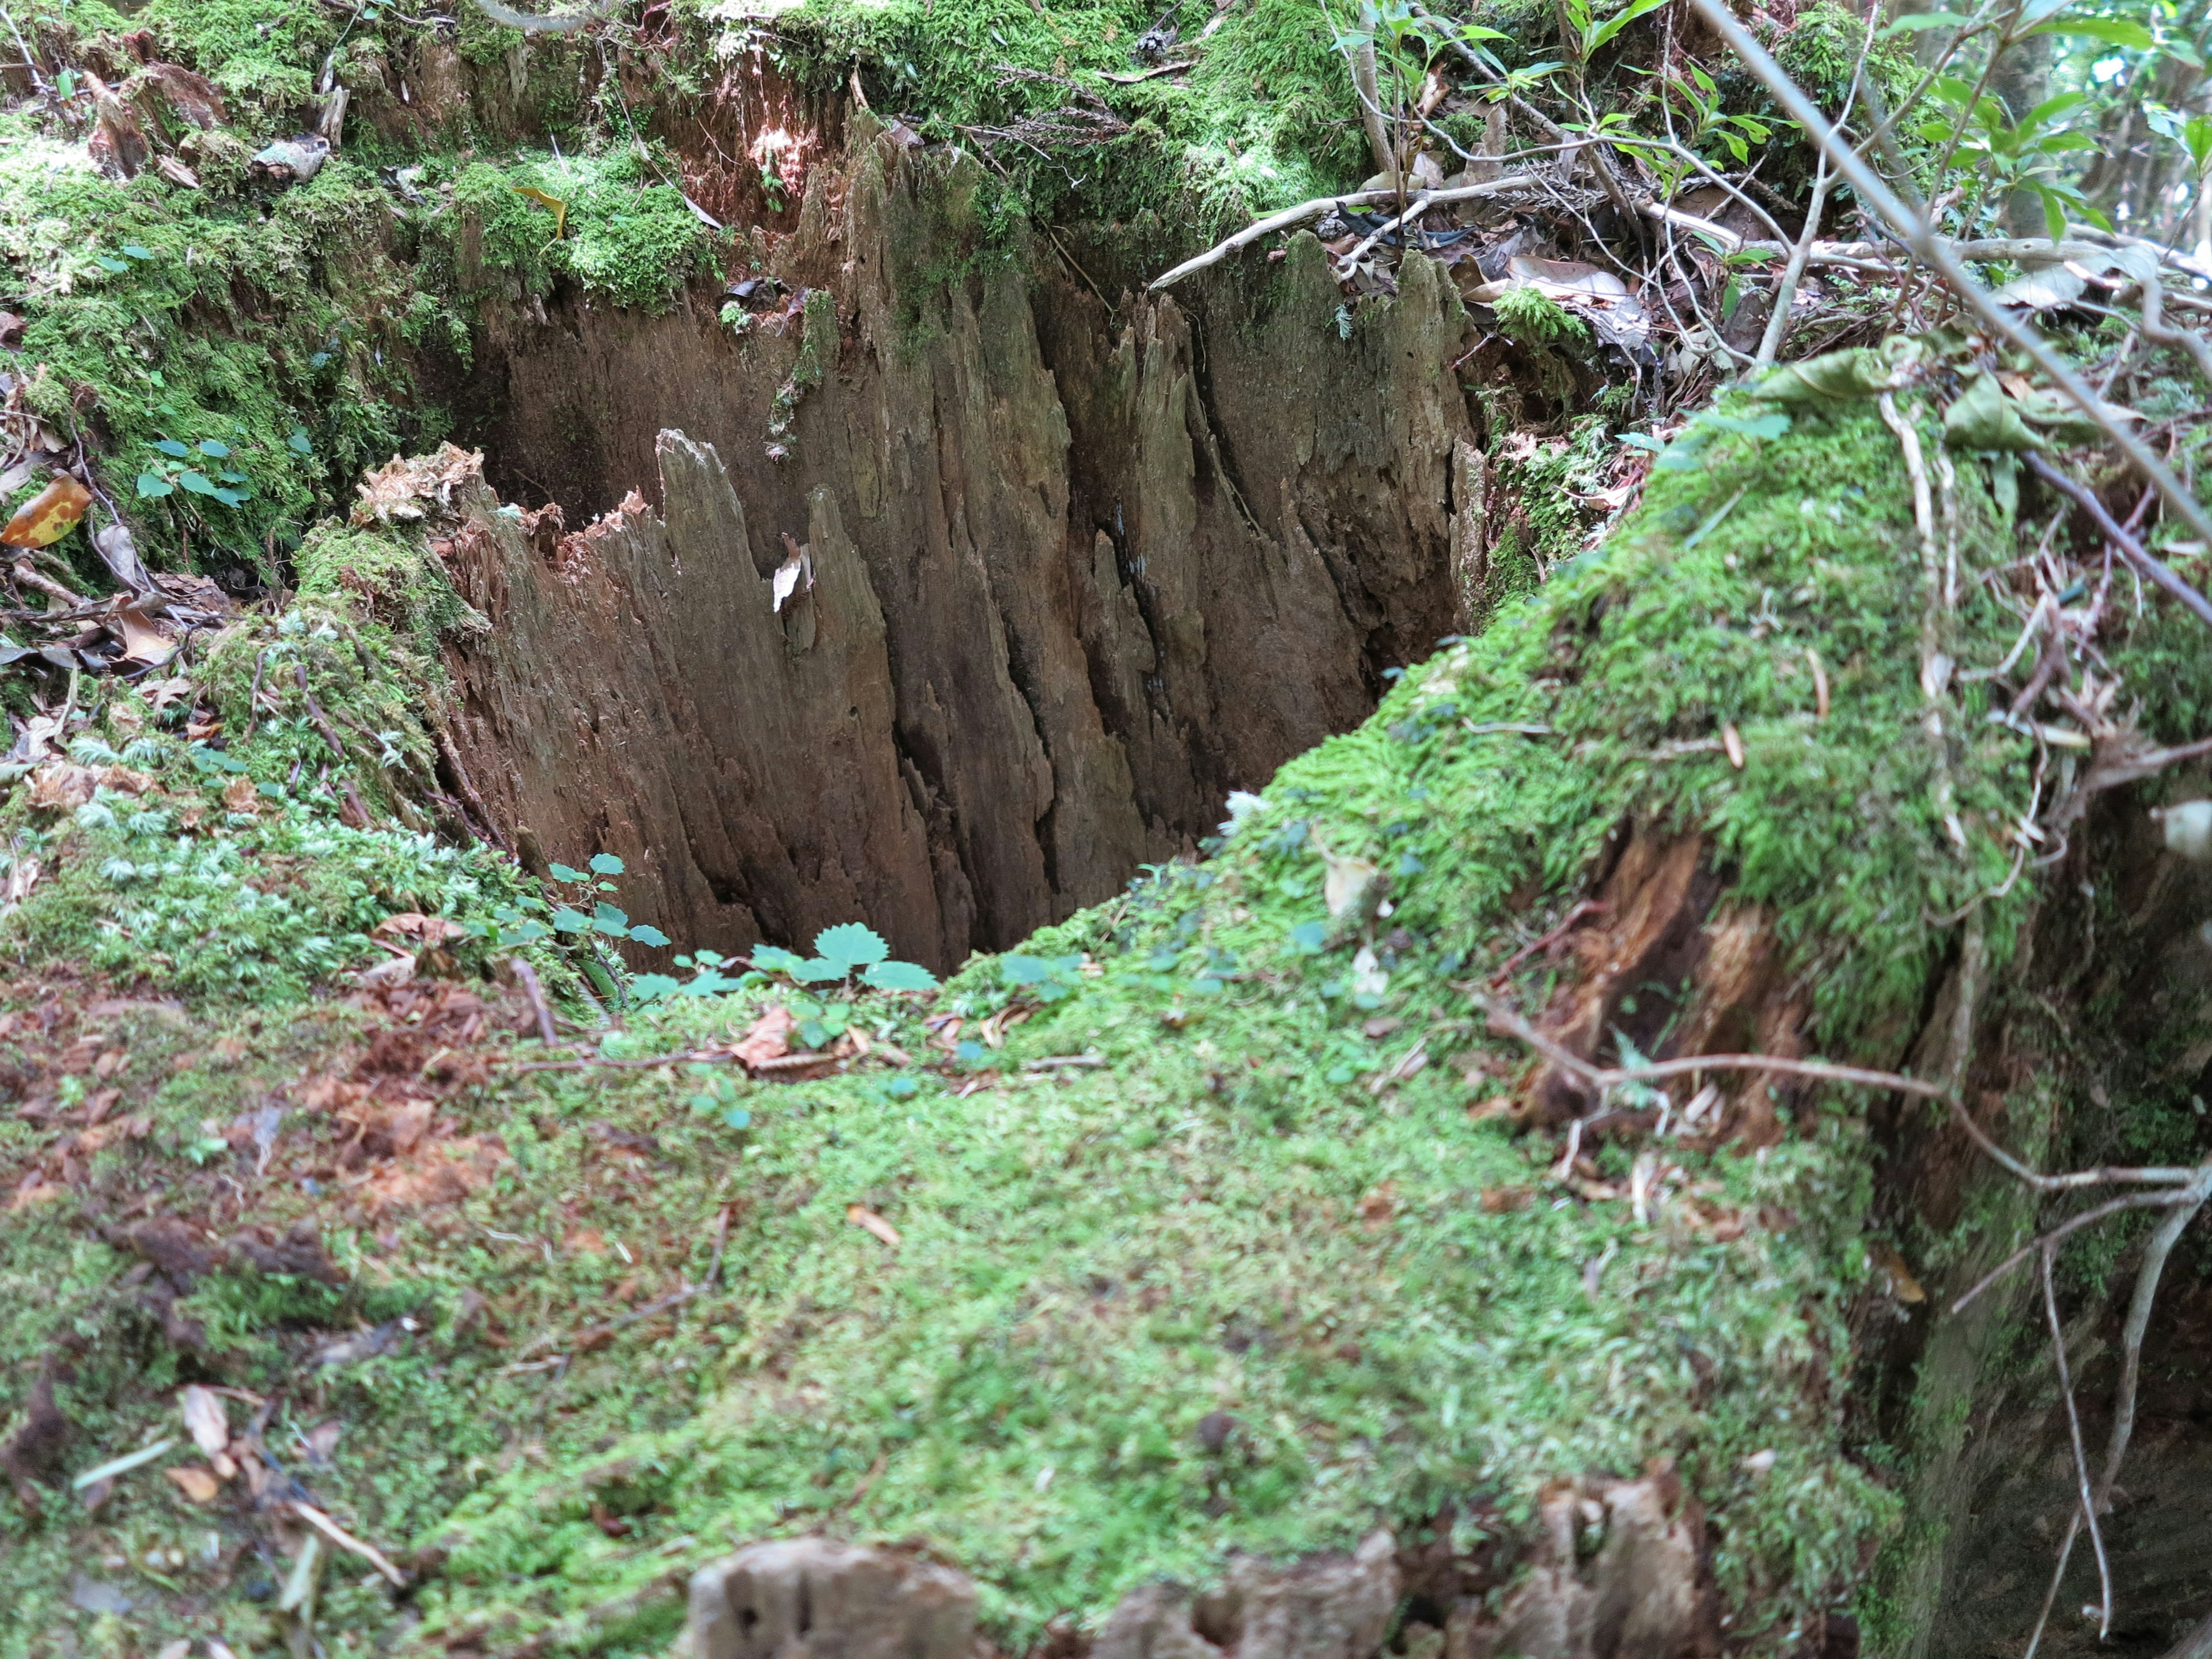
[750,923,939,993]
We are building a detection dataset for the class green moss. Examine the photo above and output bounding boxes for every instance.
[445,149,722,312]
[0,130,438,573]
[1493,284,1589,347]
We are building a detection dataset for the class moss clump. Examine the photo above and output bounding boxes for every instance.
[743,0,1367,237]
[0,130,440,574]
[1492,283,1589,348]
[444,148,724,312]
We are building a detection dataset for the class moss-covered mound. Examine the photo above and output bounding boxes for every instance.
[2,392,2104,1657]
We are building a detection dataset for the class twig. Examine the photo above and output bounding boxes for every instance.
[1684,0,2212,553]
[520,1285,703,1361]
[1148,174,1543,290]
[706,1204,732,1291]
[2158,1609,2212,1659]
[2041,1241,2115,1642]
[1640,199,1740,250]
[291,665,346,759]
[2135,265,2212,390]
[1487,899,1604,987]
[1480,993,2200,1192]
[499,1047,714,1073]
[466,0,619,33]
[1948,1187,2198,1313]
[1022,1054,1107,1069]
[243,649,271,741]
[291,1501,408,1587]
[1753,154,1831,370]
[2021,1169,2212,1657]
[1335,198,1431,279]
[1098,60,1194,83]
[508,957,556,1043]
[2023,452,2212,632]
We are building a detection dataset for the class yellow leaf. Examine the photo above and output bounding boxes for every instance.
[846,1205,901,1248]
[163,1465,220,1503]
[512,185,568,240]
[1,474,92,548]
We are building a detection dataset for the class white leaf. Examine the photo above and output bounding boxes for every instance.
[180,1385,229,1459]
[771,549,812,612]
[1350,945,1388,998]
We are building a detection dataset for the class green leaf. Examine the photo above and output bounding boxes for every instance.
[791,957,850,984]
[1881,9,1970,32]
[152,438,190,458]
[551,906,591,933]
[628,923,671,947]
[722,1105,752,1130]
[135,473,174,498]
[862,959,940,991]
[197,439,230,458]
[630,972,680,1003]
[288,429,314,454]
[591,902,630,936]
[547,862,586,882]
[122,244,154,260]
[1586,0,1670,52]
[813,922,889,968]
[999,953,1052,986]
[178,471,218,496]
[2031,15,2152,47]
[589,852,626,874]
[210,488,248,507]
[94,255,129,272]
[749,944,806,975]
[1289,919,1327,955]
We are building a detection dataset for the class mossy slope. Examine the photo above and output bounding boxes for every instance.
[0,395,2070,1658]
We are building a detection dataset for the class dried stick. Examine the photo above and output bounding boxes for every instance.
[1335,198,1432,279]
[1350,41,1397,183]
[1684,0,2212,552]
[1754,156,1831,369]
[1480,993,2200,1192]
[2023,452,2212,631]
[2021,1175,2212,1658]
[1149,174,1544,290]
[507,957,557,1044]
[2041,1241,2115,1644]
[1948,1187,2199,1313]
[2160,1609,2212,1659]
[291,665,345,759]
[2137,265,2212,390]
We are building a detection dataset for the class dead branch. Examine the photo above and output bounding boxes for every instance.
[1149,174,1544,290]
[1480,993,2203,1193]
[1685,0,2212,553]
[2041,1242,2115,1643]
[2022,452,2212,631]
[2135,264,2212,391]
[467,0,619,33]
[2022,1174,2212,1658]
[508,957,557,1044]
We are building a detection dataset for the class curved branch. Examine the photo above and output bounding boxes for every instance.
[469,0,622,35]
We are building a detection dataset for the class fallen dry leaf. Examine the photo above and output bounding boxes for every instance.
[374,911,467,945]
[732,1004,795,1069]
[1479,1185,1535,1213]
[1358,1182,1397,1228]
[846,1205,901,1247]
[362,1135,505,1211]
[179,1384,228,1459]
[162,1465,219,1503]
[1,474,91,548]
[1869,1241,1927,1305]
[220,777,259,816]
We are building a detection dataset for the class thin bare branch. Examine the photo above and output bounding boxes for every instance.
[2041,1241,2115,1643]
[2024,453,2212,632]
[1148,175,1544,290]
[1684,0,2212,552]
